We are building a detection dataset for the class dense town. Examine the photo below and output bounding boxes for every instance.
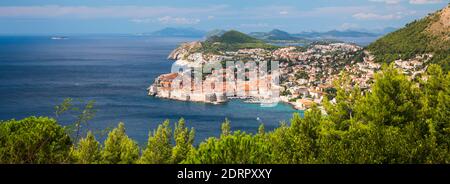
[148,41,429,110]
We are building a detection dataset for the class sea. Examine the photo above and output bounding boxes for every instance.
[0,35,302,144]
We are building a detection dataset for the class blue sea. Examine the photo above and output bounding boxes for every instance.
[0,35,301,144]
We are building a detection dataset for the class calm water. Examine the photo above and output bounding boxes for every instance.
[0,35,301,144]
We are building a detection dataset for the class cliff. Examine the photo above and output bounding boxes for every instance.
[167,41,202,60]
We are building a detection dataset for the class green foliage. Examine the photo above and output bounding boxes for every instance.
[295,70,309,79]
[258,124,265,136]
[71,131,101,164]
[0,117,72,164]
[323,72,362,130]
[172,118,195,164]
[280,89,292,96]
[357,64,420,127]
[54,98,97,143]
[367,7,450,71]
[101,122,139,164]
[209,30,261,44]
[74,100,96,143]
[183,130,272,164]
[198,30,278,54]
[367,17,431,62]
[55,98,74,118]
[183,64,450,164]
[324,87,337,100]
[139,120,173,164]
[198,41,278,54]
[221,118,231,137]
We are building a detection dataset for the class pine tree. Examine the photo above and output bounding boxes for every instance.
[357,64,419,127]
[101,122,139,164]
[0,117,72,164]
[139,120,172,164]
[323,72,362,130]
[172,118,195,163]
[72,131,100,164]
[221,118,231,137]
[258,124,265,136]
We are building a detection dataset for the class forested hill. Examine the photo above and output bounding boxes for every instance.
[367,5,450,71]
[207,30,262,44]
[197,30,277,54]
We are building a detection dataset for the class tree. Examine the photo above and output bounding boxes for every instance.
[221,118,231,137]
[420,64,450,139]
[101,123,139,164]
[416,64,450,163]
[71,131,101,164]
[139,120,173,164]
[54,98,96,143]
[0,117,72,164]
[73,100,96,143]
[184,131,272,164]
[258,124,265,136]
[323,72,362,130]
[356,64,419,127]
[172,118,195,164]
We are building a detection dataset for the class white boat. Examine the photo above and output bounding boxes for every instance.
[51,36,68,40]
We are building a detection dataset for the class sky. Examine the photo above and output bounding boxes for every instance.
[0,0,448,34]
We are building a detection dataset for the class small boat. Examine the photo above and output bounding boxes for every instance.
[50,36,68,40]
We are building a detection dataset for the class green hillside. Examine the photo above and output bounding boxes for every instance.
[208,30,262,44]
[249,29,299,40]
[367,5,449,71]
[198,30,277,53]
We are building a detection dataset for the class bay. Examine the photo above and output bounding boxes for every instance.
[0,35,302,144]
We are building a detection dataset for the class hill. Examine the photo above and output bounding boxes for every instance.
[151,27,206,37]
[250,29,299,40]
[198,30,277,54]
[367,5,450,71]
[208,30,262,44]
[205,29,226,39]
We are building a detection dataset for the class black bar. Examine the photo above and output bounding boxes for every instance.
[1,164,449,183]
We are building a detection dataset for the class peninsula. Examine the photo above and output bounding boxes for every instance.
[147,30,427,110]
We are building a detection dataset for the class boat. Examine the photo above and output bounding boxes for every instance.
[50,36,68,40]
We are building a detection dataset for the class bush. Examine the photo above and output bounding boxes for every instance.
[0,116,72,164]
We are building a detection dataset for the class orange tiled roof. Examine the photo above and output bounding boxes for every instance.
[160,73,179,81]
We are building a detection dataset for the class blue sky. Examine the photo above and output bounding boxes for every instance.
[0,0,448,34]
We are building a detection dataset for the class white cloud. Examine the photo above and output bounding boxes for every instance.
[368,0,443,4]
[238,23,269,28]
[409,0,443,4]
[207,15,215,20]
[353,12,402,20]
[0,5,227,19]
[369,0,402,4]
[130,18,153,23]
[352,8,417,20]
[241,5,372,19]
[157,16,200,25]
[279,11,289,15]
